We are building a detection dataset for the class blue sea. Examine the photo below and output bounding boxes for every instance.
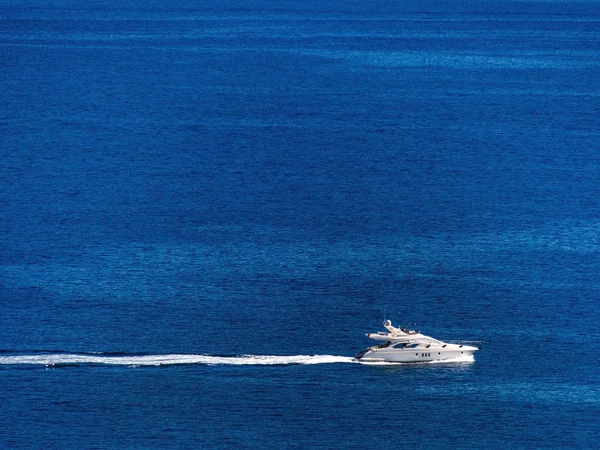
[1,0,599,448]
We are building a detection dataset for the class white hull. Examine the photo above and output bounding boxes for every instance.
[356,347,477,363]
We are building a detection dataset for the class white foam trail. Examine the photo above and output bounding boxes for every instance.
[0,353,356,367]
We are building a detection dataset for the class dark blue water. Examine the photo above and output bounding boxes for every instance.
[1,0,599,448]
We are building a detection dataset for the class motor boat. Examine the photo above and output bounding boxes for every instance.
[355,320,481,363]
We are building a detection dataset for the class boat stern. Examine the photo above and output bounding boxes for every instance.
[354,348,371,360]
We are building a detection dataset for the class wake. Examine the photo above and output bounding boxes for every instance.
[0,352,475,367]
[0,352,356,367]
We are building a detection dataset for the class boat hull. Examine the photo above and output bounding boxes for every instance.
[356,346,478,363]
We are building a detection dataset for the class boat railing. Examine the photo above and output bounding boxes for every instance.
[446,340,484,348]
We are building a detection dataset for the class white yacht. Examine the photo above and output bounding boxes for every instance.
[355,320,480,363]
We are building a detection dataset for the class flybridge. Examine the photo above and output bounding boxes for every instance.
[366,319,436,342]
